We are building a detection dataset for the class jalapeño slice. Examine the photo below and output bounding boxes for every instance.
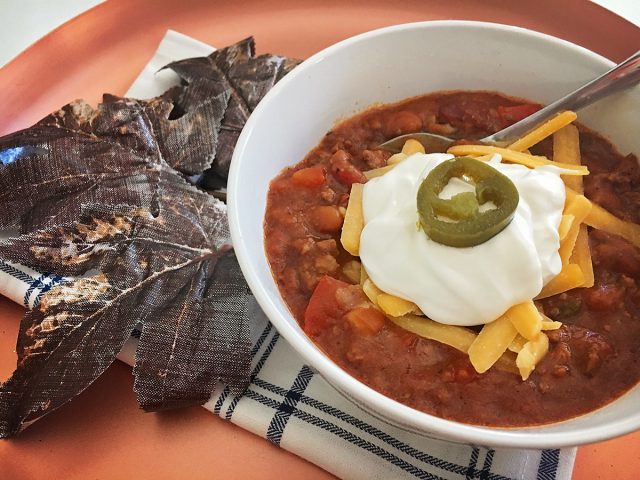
[417,157,519,247]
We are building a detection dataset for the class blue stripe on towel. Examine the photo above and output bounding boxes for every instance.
[23,272,47,306]
[0,261,37,303]
[246,388,446,480]
[266,365,314,446]
[479,449,495,480]
[0,261,64,308]
[537,449,560,480]
[32,274,64,307]
[252,376,491,478]
[466,448,480,479]
[224,329,279,420]
[252,375,563,480]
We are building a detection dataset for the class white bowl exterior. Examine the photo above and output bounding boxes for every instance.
[228,21,640,448]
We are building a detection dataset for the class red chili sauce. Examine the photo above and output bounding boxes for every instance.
[264,91,640,426]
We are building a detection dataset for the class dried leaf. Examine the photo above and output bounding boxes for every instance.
[0,93,250,436]
[0,182,250,436]
[0,90,229,234]
[133,248,250,410]
[165,37,300,182]
[0,99,162,233]
[140,81,229,176]
[0,36,297,438]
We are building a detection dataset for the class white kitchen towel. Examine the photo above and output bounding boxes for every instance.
[0,30,576,480]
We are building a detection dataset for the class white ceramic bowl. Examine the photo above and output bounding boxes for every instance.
[228,21,640,448]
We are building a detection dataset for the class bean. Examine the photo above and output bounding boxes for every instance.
[385,111,422,136]
[309,205,343,233]
[292,166,326,187]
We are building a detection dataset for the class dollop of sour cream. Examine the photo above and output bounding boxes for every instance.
[359,153,566,326]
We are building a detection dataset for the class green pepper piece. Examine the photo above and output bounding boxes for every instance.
[438,191,479,220]
[417,157,519,247]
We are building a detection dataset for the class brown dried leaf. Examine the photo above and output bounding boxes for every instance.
[0,90,229,234]
[140,81,229,176]
[0,87,247,437]
[0,85,229,233]
[0,99,162,233]
[165,37,300,182]
[0,178,251,436]
[0,37,298,438]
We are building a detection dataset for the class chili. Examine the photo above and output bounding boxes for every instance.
[264,91,640,427]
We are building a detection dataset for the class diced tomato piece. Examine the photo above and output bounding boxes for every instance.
[334,166,366,186]
[497,104,541,124]
[292,166,326,188]
[330,150,367,186]
[304,276,351,336]
[344,307,386,336]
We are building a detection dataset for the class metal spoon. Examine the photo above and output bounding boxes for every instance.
[379,50,640,153]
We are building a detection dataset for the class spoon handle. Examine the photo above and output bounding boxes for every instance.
[484,50,640,145]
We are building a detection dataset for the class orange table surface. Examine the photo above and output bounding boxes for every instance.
[1,1,640,478]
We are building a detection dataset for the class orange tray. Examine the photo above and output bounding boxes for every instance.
[1,1,640,478]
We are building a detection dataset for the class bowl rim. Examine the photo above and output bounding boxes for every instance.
[228,19,640,448]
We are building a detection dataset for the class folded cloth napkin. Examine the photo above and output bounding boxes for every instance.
[0,30,576,480]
